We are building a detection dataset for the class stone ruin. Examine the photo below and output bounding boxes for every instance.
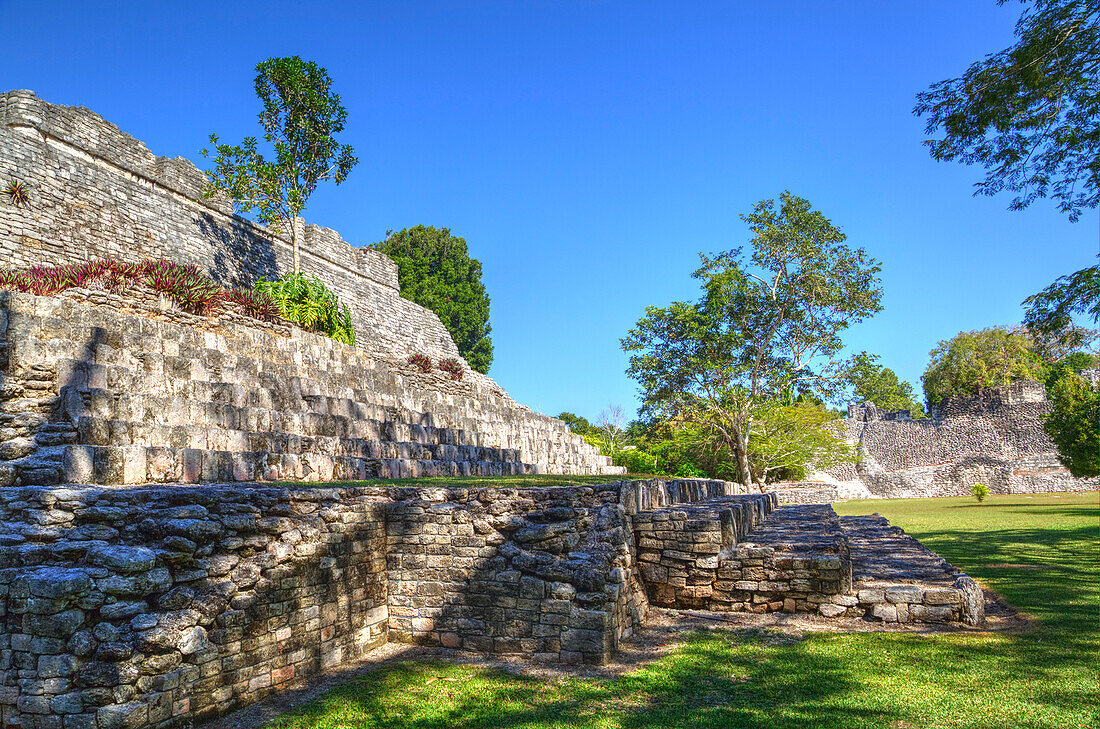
[0,90,995,728]
[805,381,1098,501]
[0,478,985,729]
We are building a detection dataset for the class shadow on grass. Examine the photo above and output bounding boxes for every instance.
[268,630,890,729]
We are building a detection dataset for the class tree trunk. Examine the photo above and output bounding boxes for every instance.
[291,216,301,275]
[731,426,755,492]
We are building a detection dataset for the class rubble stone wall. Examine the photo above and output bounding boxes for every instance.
[0,478,755,729]
[823,383,1097,498]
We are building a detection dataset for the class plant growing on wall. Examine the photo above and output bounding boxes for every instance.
[922,326,1049,407]
[438,357,464,381]
[407,354,433,373]
[202,56,358,274]
[254,272,356,346]
[3,178,30,207]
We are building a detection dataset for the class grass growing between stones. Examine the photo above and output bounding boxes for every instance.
[265,492,1099,729]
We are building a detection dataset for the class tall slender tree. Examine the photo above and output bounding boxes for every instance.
[202,56,358,273]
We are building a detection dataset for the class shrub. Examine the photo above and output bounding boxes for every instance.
[972,482,990,502]
[438,357,464,381]
[613,449,661,475]
[407,354,433,373]
[141,259,225,314]
[3,179,30,207]
[254,273,356,346]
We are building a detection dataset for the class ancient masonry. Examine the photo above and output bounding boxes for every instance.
[0,91,986,729]
[0,89,618,481]
[810,380,1098,500]
[0,479,985,729]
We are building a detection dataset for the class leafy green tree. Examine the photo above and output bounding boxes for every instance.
[202,56,358,273]
[556,412,592,436]
[1023,261,1099,358]
[373,226,493,373]
[914,0,1099,221]
[622,192,882,490]
[748,402,857,484]
[922,326,1048,406]
[848,353,928,418]
[1043,369,1099,477]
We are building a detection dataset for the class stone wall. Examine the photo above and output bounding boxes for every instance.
[820,383,1097,498]
[0,477,760,728]
[0,483,390,729]
[0,288,616,486]
[0,90,613,479]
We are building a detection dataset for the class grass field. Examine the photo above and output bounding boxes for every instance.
[266,492,1099,729]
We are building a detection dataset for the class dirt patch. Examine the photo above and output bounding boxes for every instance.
[204,592,1030,729]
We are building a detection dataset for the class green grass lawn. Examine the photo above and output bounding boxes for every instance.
[267,492,1099,729]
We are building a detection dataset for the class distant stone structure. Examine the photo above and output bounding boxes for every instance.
[0,90,617,481]
[817,380,1097,498]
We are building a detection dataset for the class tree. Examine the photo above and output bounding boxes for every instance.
[914,0,1099,221]
[373,226,493,373]
[595,405,628,455]
[622,192,883,491]
[848,353,928,418]
[1023,260,1099,357]
[556,412,592,435]
[203,56,358,273]
[749,402,857,484]
[922,326,1048,406]
[1043,369,1099,476]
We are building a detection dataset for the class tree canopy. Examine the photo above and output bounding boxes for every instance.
[1043,368,1100,477]
[922,326,1049,406]
[373,226,493,373]
[1023,260,1099,357]
[914,0,1099,221]
[202,56,358,273]
[848,353,928,418]
[622,192,882,490]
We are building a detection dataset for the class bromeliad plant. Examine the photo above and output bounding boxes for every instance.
[3,179,30,207]
[253,272,356,346]
[407,354,433,373]
[438,357,464,381]
[0,259,281,322]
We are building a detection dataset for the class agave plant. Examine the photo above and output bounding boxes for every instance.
[254,272,356,346]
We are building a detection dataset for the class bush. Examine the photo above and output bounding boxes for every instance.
[972,482,990,502]
[407,354,433,373]
[613,449,661,475]
[438,357,464,381]
[254,273,356,346]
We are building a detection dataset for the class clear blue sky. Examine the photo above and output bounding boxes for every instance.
[2,1,1096,420]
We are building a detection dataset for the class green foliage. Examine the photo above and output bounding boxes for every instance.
[922,326,1048,407]
[848,353,928,417]
[612,449,662,475]
[254,273,356,345]
[622,192,882,489]
[748,402,858,484]
[556,412,592,436]
[373,226,493,374]
[202,56,358,272]
[1023,262,1099,358]
[914,0,1099,221]
[971,482,990,502]
[1043,369,1100,477]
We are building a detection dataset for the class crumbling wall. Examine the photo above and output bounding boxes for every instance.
[823,384,1096,498]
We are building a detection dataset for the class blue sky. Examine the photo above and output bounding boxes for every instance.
[2,1,1096,420]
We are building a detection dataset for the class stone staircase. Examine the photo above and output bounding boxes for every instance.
[0,290,618,486]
